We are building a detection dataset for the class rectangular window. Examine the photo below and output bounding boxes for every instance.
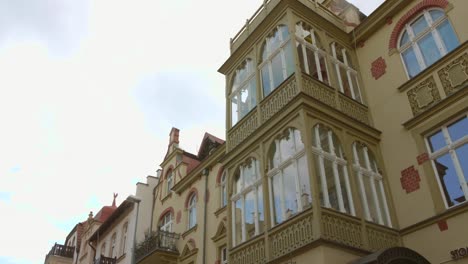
[426,115,468,208]
[221,246,228,264]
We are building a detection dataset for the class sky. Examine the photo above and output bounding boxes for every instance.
[0,1,384,263]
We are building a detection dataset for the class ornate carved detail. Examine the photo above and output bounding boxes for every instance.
[270,212,314,259]
[230,239,266,264]
[338,95,370,125]
[302,74,336,108]
[438,53,468,95]
[377,247,431,264]
[321,211,363,249]
[228,110,258,151]
[407,77,441,115]
[261,78,298,123]
[366,226,400,252]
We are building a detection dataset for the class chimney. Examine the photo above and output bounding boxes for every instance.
[169,127,180,145]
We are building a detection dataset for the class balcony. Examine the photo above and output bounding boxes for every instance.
[135,230,180,264]
[94,256,116,264]
[227,73,370,152]
[47,243,74,258]
[230,209,400,264]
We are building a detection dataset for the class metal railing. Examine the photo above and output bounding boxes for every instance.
[48,243,74,258]
[134,230,180,263]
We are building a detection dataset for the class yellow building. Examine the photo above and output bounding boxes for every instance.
[51,0,467,263]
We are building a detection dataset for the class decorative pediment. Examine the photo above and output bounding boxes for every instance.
[211,221,227,242]
[198,133,224,160]
[179,242,198,261]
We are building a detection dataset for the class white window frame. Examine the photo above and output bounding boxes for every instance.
[331,43,362,103]
[230,59,257,127]
[267,128,311,226]
[121,223,128,254]
[312,124,355,215]
[160,212,173,232]
[220,171,227,208]
[231,158,263,246]
[352,142,391,227]
[109,233,116,258]
[188,194,197,229]
[295,22,330,85]
[399,9,459,79]
[259,25,293,97]
[425,114,468,208]
[166,170,173,195]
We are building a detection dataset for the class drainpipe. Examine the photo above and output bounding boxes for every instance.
[202,167,210,264]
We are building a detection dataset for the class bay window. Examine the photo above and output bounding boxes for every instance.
[352,142,391,227]
[426,115,467,208]
[230,59,257,126]
[295,21,330,85]
[331,42,362,103]
[260,25,295,97]
[312,124,354,215]
[399,9,459,79]
[267,128,311,226]
[231,158,264,246]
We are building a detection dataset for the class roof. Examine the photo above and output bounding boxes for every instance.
[197,132,225,161]
[89,200,134,242]
[94,205,117,223]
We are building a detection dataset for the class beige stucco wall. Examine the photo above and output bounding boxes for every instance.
[135,175,159,244]
[45,255,73,264]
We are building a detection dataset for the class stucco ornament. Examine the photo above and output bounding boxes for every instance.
[407,77,441,115]
[438,53,468,95]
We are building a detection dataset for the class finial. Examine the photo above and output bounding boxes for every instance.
[88,211,93,222]
[112,193,118,207]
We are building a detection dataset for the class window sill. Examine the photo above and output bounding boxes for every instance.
[182,224,198,239]
[214,206,227,217]
[161,192,172,203]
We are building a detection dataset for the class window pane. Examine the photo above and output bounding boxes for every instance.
[231,97,238,126]
[284,42,295,77]
[364,176,378,222]
[234,173,242,194]
[272,173,283,225]
[222,185,227,207]
[448,117,467,142]
[284,164,298,218]
[298,155,312,209]
[257,186,264,234]
[338,164,350,213]
[306,47,318,78]
[402,48,421,78]
[318,54,329,84]
[245,191,255,240]
[297,44,306,73]
[279,25,289,41]
[268,29,282,52]
[411,16,429,36]
[261,66,272,97]
[243,161,256,187]
[280,130,295,161]
[430,10,444,22]
[339,66,352,97]
[350,72,362,103]
[400,31,410,47]
[271,53,284,89]
[268,142,280,170]
[437,20,459,53]
[318,126,329,152]
[456,144,467,183]
[434,153,466,206]
[320,159,339,210]
[428,129,446,152]
[418,33,441,66]
[294,129,304,151]
[234,199,243,244]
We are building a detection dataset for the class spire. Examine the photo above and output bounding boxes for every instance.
[112,193,118,207]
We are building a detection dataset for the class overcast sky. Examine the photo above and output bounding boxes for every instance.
[0,1,383,263]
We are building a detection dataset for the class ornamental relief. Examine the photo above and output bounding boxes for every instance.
[407,77,441,116]
[438,53,468,95]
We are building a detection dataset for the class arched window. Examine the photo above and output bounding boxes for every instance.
[109,233,117,258]
[295,21,329,84]
[313,124,354,215]
[331,42,362,103]
[220,170,227,208]
[160,212,173,232]
[399,9,459,78]
[231,59,257,126]
[268,128,311,225]
[188,193,197,229]
[260,24,295,97]
[231,158,264,246]
[121,222,128,254]
[352,142,391,227]
[166,170,173,195]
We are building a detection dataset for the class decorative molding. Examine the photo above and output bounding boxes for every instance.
[230,238,265,264]
[302,74,336,108]
[338,94,370,125]
[158,207,175,223]
[389,0,449,50]
[184,187,199,209]
[438,53,468,95]
[371,57,387,80]
[261,77,298,123]
[321,211,363,249]
[366,226,401,252]
[227,109,258,151]
[407,77,441,115]
[400,166,421,194]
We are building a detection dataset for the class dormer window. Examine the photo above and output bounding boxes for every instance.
[260,25,295,97]
[295,21,330,85]
[399,9,459,79]
[230,59,257,126]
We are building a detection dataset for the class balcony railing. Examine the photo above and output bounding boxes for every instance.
[48,243,74,258]
[94,256,116,264]
[135,230,180,263]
